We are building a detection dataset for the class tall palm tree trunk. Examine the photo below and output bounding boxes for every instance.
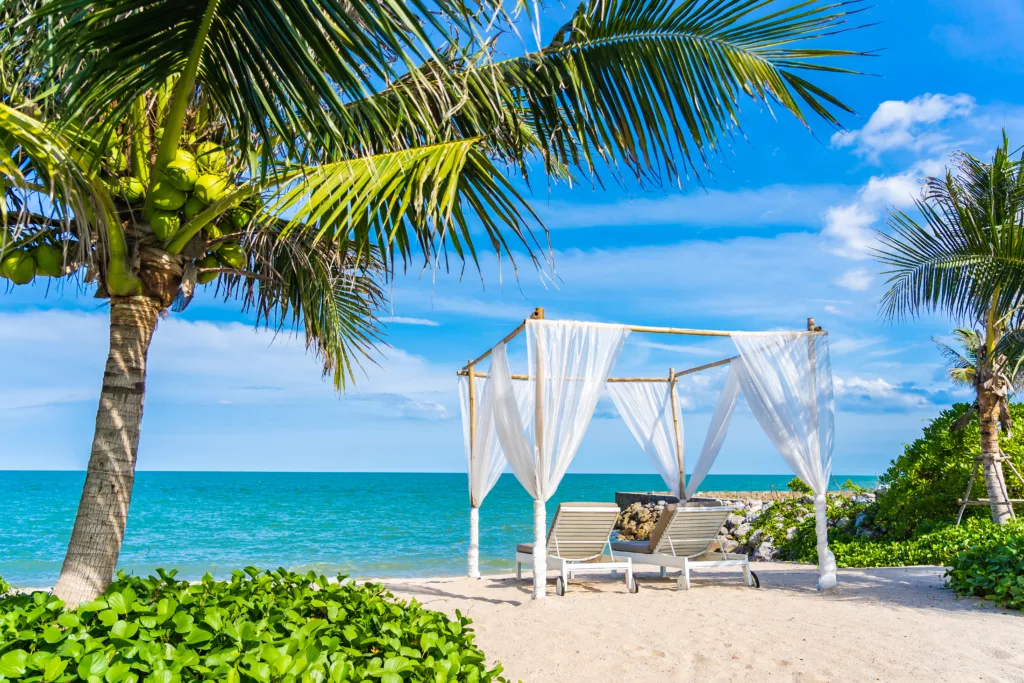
[52,295,161,606]
[978,387,1013,525]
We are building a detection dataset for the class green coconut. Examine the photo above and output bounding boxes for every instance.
[106,148,127,173]
[33,244,64,277]
[119,176,146,204]
[183,197,206,220]
[196,254,220,284]
[151,210,181,241]
[204,223,223,241]
[194,174,230,204]
[195,142,227,172]
[150,179,187,211]
[217,243,247,271]
[165,150,199,192]
[231,209,252,230]
[2,250,35,285]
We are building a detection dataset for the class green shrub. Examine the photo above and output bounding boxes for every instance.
[0,578,9,598]
[875,403,1024,539]
[0,567,506,683]
[946,534,1024,611]
[786,477,812,494]
[827,520,1024,568]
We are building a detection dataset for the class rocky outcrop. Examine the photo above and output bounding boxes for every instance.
[614,490,881,562]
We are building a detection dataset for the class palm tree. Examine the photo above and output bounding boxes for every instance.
[934,328,1024,432]
[2,0,867,605]
[878,133,1024,525]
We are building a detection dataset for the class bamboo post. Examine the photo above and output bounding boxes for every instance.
[669,368,685,500]
[532,308,546,600]
[467,360,479,578]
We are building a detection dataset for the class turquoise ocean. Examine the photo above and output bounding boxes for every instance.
[0,472,877,587]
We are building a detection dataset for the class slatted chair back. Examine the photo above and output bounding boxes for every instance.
[546,502,621,561]
[650,505,733,557]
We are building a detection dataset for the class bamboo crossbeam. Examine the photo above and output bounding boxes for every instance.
[455,371,674,382]
[626,324,827,337]
[674,356,737,377]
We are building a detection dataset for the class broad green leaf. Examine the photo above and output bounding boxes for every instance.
[0,650,29,678]
[43,656,68,682]
[77,652,109,680]
[105,661,134,683]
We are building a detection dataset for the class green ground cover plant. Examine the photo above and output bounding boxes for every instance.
[0,568,506,683]
[946,535,1024,612]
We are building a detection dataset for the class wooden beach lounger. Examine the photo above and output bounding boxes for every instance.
[515,502,639,596]
[610,504,757,590]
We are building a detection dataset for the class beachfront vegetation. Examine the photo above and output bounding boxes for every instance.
[875,403,1024,538]
[876,133,1024,526]
[741,403,1024,598]
[0,568,507,682]
[1,0,868,606]
[947,535,1024,612]
[0,578,9,598]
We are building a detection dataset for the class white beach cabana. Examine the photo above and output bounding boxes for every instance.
[457,308,837,599]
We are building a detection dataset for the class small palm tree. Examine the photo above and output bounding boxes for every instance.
[934,328,1024,433]
[3,0,866,605]
[878,133,1024,525]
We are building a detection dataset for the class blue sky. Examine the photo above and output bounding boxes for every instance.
[2,0,1023,476]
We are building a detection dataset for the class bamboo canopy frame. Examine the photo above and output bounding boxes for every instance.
[458,308,828,591]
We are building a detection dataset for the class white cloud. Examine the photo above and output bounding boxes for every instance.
[0,310,455,415]
[831,93,975,160]
[535,183,852,230]
[823,161,938,260]
[835,268,874,292]
[385,316,440,327]
[822,204,877,260]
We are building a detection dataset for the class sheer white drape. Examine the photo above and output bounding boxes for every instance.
[685,363,741,499]
[490,320,630,599]
[607,382,682,497]
[731,332,837,589]
[458,372,531,578]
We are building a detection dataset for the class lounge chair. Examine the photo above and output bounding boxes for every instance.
[515,502,639,596]
[610,503,757,590]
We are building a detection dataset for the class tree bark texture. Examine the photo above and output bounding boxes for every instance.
[978,387,1013,525]
[52,295,162,606]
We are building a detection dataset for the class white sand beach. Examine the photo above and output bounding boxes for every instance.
[388,563,1024,683]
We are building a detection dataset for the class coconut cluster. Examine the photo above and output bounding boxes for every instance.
[0,239,73,285]
[109,136,253,285]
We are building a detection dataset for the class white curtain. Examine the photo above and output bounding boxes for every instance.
[458,371,531,578]
[491,320,630,599]
[732,332,837,590]
[685,362,741,499]
[607,382,683,497]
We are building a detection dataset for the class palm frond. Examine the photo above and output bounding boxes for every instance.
[495,0,868,184]
[259,138,543,275]
[0,101,117,272]
[876,135,1024,324]
[212,227,386,390]
[38,0,479,161]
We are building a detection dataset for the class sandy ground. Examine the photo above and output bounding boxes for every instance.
[386,563,1024,683]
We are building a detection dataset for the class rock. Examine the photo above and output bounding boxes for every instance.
[720,538,740,553]
[719,525,730,536]
[749,529,763,547]
[753,541,777,562]
[615,502,662,541]
[800,494,815,504]
[725,513,745,529]
[734,545,750,557]
[836,517,852,530]
[733,523,752,539]
[855,513,868,528]
[747,501,764,514]
[785,527,797,541]
[853,494,875,505]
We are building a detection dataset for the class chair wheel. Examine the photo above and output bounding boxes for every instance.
[555,577,565,596]
[629,578,640,594]
[750,571,760,588]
